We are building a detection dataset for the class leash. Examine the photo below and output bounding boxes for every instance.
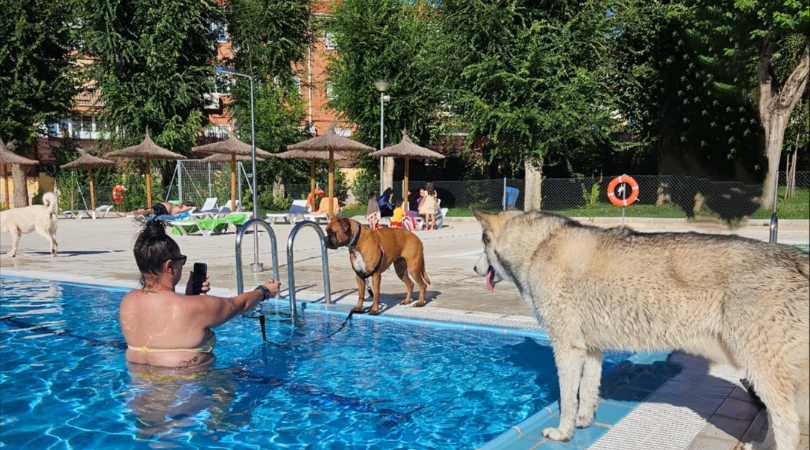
[252,309,358,348]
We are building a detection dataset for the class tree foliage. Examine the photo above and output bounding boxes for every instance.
[0,0,78,144]
[326,0,451,173]
[442,0,620,169]
[80,0,220,154]
[223,0,313,198]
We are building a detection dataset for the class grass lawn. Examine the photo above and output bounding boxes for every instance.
[323,187,808,221]
[749,187,809,219]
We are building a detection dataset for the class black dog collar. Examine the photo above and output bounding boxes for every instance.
[346,219,362,248]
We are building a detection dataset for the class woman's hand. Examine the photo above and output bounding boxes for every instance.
[185,272,211,295]
[262,280,281,298]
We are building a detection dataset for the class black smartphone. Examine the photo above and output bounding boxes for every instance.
[192,263,207,295]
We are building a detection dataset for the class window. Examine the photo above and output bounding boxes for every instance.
[67,116,108,140]
[210,22,228,43]
[292,76,302,97]
[212,74,233,94]
[325,81,336,100]
[204,125,231,139]
[324,32,337,50]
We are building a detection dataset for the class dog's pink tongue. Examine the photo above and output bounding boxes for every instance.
[486,268,495,292]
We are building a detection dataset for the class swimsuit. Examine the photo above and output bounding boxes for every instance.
[128,330,216,354]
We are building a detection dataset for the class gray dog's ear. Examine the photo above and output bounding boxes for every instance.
[471,207,493,223]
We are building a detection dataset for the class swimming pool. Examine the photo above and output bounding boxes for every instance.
[0,276,629,449]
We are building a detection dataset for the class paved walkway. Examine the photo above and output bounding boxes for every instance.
[1,214,808,449]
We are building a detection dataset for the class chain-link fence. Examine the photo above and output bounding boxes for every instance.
[59,171,809,220]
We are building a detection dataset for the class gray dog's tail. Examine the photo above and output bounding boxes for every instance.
[42,192,58,216]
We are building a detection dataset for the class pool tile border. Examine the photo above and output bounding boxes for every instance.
[478,351,673,450]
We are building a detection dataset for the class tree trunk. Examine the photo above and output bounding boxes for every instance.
[384,156,394,191]
[11,164,29,208]
[524,155,543,211]
[759,39,810,210]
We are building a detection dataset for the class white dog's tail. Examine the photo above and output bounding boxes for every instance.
[42,192,59,216]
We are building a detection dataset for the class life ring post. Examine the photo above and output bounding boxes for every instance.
[606,175,639,222]
[112,185,126,205]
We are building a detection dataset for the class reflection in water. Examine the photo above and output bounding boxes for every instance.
[126,363,245,441]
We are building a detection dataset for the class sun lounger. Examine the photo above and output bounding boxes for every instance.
[131,210,194,225]
[63,205,114,219]
[190,197,220,218]
[266,199,309,224]
[170,212,251,236]
[303,197,341,224]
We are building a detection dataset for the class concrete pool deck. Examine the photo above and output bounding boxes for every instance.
[1,214,808,449]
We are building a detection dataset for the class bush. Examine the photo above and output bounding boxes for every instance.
[350,169,378,206]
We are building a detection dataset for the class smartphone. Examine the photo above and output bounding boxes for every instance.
[192,263,207,295]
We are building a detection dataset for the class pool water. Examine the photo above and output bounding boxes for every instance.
[0,277,628,449]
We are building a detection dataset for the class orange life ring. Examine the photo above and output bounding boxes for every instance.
[307,189,326,210]
[607,175,639,207]
[112,185,125,205]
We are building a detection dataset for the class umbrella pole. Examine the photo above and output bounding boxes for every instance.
[88,167,95,211]
[404,156,410,200]
[230,152,237,211]
[145,156,152,209]
[310,158,316,212]
[328,148,334,220]
[3,164,9,210]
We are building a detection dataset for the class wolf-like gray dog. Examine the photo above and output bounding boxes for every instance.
[472,209,808,450]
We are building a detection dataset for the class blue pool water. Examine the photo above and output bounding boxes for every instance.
[0,276,628,449]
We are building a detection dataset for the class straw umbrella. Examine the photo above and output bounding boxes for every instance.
[60,146,115,211]
[369,130,445,197]
[286,123,374,219]
[0,138,39,209]
[274,149,345,212]
[104,128,186,209]
[191,130,273,210]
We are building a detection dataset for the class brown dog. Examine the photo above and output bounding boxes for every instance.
[324,217,431,315]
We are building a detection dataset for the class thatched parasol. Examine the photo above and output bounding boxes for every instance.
[60,146,115,211]
[191,130,272,210]
[275,149,346,212]
[0,138,38,209]
[104,128,186,208]
[199,152,266,163]
[369,130,445,196]
[286,123,374,219]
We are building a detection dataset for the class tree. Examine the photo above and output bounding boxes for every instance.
[326,0,451,188]
[670,0,809,209]
[223,0,312,199]
[0,0,78,206]
[80,0,220,183]
[441,0,620,210]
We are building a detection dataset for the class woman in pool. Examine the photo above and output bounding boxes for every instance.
[120,218,281,369]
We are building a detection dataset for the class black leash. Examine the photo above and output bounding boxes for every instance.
[253,309,359,349]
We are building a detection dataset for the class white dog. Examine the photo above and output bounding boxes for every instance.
[0,192,59,257]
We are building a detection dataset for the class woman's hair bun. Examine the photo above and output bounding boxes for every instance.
[141,218,167,239]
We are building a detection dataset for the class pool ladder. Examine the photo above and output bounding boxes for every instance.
[234,218,332,324]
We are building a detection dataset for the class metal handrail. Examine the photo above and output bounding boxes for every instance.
[286,220,332,324]
[235,219,279,302]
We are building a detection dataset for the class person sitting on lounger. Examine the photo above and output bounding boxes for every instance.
[119,218,281,369]
[117,202,195,217]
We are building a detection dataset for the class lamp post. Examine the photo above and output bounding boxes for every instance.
[217,67,263,272]
[373,80,391,194]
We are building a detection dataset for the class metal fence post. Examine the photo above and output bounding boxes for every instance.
[503,177,507,211]
[177,161,183,203]
[769,171,779,243]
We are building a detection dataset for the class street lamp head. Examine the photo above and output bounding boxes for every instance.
[373,79,390,92]
[217,66,252,79]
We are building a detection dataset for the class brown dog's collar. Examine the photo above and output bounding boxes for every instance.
[346,219,362,249]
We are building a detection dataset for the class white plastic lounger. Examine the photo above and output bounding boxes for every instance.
[266,199,308,224]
